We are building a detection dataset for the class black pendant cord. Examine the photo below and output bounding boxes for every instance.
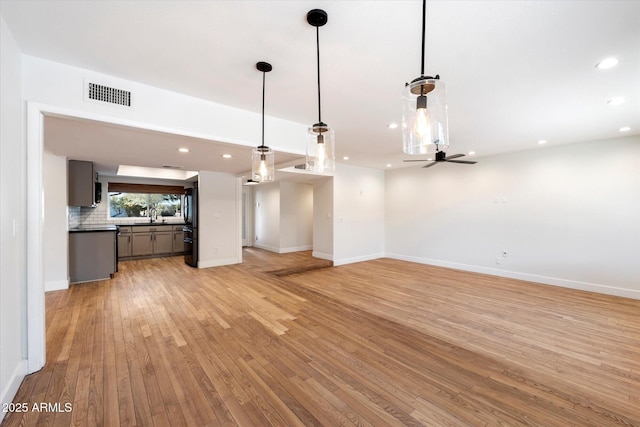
[316,25,322,124]
[420,0,426,76]
[307,9,328,126]
[261,70,266,148]
[255,61,272,150]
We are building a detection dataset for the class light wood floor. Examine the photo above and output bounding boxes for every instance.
[4,248,639,426]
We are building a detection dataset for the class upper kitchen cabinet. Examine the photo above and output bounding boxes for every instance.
[68,160,97,207]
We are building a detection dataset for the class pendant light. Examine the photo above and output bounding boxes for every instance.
[305,9,335,173]
[402,0,449,155]
[252,61,275,182]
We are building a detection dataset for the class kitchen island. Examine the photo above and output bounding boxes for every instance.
[69,224,118,283]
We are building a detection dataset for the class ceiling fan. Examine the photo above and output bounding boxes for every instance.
[404,148,477,168]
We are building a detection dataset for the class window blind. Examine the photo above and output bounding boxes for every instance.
[108,183,185,194]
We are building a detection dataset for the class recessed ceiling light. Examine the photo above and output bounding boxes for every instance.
[607,97,625,106]
[386,163,392,168]
[388,123,398,129]
[468,151,476,156]
[222,154,232,159]
[178,148,190,153]
[596,57,619,69]
[538,140,547,145]
[343,156,349,160]
[619,126,631,132]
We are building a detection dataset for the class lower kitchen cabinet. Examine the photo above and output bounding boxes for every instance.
[131,232,154,256]
[119,224,185,258]
[173,225,185,254]
[117,226,132,258]
[69,227,118,283]
[154,230,173,254]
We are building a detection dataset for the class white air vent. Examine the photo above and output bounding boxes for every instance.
[84,79,134,109]
[87,82,131,106]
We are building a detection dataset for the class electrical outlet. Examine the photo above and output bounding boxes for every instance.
[495,256,502,265]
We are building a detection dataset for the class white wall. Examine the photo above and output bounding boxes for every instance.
[43,149,69,291]
[253,182,282,252]
[242,187,254,247]
[197,171,241,268]
[312,177,334,260]
[279,182,313,253]
[22,56,307,155]
[333,164,386,265]
[253,181,314,254]
[0,15,27,420]
[386,136,640,299]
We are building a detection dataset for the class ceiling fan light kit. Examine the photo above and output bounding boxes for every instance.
[305,9,335,173]
[251,61,275,183]
[403,149,477,168]
[402,0,449,155]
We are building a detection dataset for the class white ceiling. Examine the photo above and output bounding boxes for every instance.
[42,114,303,177]
[2,0,638,178]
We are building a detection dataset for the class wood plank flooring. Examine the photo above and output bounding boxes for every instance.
[3,248,639,426]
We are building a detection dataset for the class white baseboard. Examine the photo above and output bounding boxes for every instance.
[279,245,313,254]
[198,257,240,269]
[386,253,640,300]
[0,359,27,423]
[333,252,385,266]
[253,244,313,254]
[45,279,69,292]
[253,243,279,253]
[311,251,333,261]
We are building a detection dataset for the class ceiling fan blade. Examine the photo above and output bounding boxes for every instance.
[444,153,465,160]
[421,162,437,168]
[403,159,430,162]
[445,160,477,164]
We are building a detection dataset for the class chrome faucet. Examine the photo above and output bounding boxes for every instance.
[149,207,157,223]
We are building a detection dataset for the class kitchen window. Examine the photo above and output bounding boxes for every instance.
[108,183,184,219]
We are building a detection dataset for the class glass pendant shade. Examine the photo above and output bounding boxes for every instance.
[305,123,335,173]
[251,146,274,182]
[402,77,449,155]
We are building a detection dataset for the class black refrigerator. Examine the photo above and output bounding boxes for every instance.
[183,186,198,267]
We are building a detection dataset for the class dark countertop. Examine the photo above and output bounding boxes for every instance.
[70,223,186,232]
[70,225,118,233]
[124,222,186,227]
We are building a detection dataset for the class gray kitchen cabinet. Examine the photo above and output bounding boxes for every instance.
[68,160,96,207]
[154,230,173,254]
[172,225,185,254]
[130,225,173,257]
[69,227,117,283]
[117,226,132,259]
[131,232,154,256]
